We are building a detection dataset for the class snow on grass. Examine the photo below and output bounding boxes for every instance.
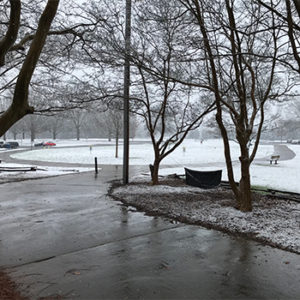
[112,182,300,254]
[10,138,300,192]
[116,183,206,195]
[250,144,300,192]
[11,138,272,165]
[158,158,300,194]
[0,162,93,180]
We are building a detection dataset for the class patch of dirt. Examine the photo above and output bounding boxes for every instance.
[0,270,28,300]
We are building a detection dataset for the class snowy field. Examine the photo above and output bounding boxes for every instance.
[0,162,93,180]
[10,138,269,165]
[8,138,300,193]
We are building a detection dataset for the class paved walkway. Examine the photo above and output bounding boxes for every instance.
[272,144,296,160]
[0,169,300,299]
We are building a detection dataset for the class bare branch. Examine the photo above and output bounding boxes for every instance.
[0,0,21,66]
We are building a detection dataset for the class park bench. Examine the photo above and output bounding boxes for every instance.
[270,155,280,164]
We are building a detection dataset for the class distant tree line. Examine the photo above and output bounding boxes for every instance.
[4,110,139,143]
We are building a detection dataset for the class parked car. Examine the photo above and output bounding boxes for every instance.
[10,141,19,148]
[43,141,56,146]
[34,142,44,147]
[291,140,300,144]
[3,141,19,149]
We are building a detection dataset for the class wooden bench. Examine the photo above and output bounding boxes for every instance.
[270,155,280,164]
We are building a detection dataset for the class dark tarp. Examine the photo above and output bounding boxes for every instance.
[185,168,222,189]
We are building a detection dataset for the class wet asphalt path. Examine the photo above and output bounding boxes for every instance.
[0,167,300,299]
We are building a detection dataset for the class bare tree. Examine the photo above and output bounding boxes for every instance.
[46,113,65,140]
[9,120,24,140]
[0,0,111,138]
[0,0,60,136]
[93,111,112,141]
[68,109,87,140]
[129,114,138,140]
[256,0,300,94]
[127,0,215,184]
[23,115,47,142]
[80,0,215,183]
[94,104,123,157]
[180,0,287,211]
[107,109,123,158]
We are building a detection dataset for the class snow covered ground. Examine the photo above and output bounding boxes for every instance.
[9,138,300,193]
[0,162,93,181]
[111,179,300,255]
[11,138,264,165]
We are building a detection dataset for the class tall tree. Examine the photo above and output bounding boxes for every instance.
[77,0,215,183]
[0,0,60,136]
[180,0,286,211]
[129,0,215,184]
[68,109,87,140]
[23,115,47,142]
[46,113,65,140]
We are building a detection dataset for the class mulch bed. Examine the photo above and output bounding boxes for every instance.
[0,271,28,300]
[0,270,65,300]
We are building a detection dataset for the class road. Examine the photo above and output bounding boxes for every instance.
[0,167,299,299]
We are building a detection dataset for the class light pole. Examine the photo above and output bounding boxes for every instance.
[123,0,132,184]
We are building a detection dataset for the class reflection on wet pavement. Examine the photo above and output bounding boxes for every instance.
[0,168,299,299]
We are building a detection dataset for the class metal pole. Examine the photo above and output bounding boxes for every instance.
[123,0,132,184]
[95,157,98,174]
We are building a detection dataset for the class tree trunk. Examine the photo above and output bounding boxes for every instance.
[216,112,240,200]
[238,143,252,212]
[150,159,160,185]
[107,128,112,141]
[76,127,80,140]
[31,130,35,142]
[13,132,17,140]
[115,132,119,158]
[239,161,252,211]
[53,130,56,140]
